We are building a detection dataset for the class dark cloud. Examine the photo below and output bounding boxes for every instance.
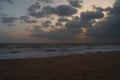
[7,24,16,27]
[37,0,53,3]
[53,5,78,16]
[42,20,52,27]
[65,20,82,28]
[109,0,120,14]
[72,16,80,20]
[27,2,41,14]
[31,26,82,41]
[20,15,37,23]
[28,5,78,18]
[26,20,38,23]
[0,0,13,9]
[31,25,42,32]
[88,14,120,42]
[1,16,18,23]
[31,19,83,41]
[55,22,63,26]
[29,0,120,43]
[0,0,13,4]
[0,13,7,16]
[57,17,70,22]
[80,10,104,20]
[28,6,53,18]
[29,4,83,41]
[92,5,112,12]
[68,0,82,8]
[87,0,120,42]
[29,4,104,42]
[20,15,29,22]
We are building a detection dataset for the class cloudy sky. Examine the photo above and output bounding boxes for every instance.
[0,0,119,43]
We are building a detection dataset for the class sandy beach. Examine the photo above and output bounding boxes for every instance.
[0,51,120,80]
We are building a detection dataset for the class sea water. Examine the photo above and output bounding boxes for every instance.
[0,43,120,59]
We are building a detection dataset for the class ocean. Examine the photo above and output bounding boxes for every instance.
[0,43,120,59]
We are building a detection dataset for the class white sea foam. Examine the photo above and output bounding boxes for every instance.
[0,44,120,59]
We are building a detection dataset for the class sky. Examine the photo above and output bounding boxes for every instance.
[0,0,120,43]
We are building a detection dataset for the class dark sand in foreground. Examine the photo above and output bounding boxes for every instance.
[0,52,120,80]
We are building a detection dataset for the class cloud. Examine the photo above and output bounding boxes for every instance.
[31,19,84,41]
[0,15,37,24]
[37,0,53,3]
[1,16,18,23]
[28,6,53,18]
[0,13,7,16]
[109,0,120,14]
[7,24,16,27]
[28,5,78,18]
[0,0,13,4]
[29,0,120,43]
[20,15,37,23]
[65,20,82,28]
[55,22,63,26]
[52,5,78,16]
[87,0,120,42]
[68,0,82,8]
[80,10,104,20]
[27,2,41,14]
[41,20,52,27]
[57,17,70,22]
[31,26,82,41]
[88,15,120,42]
[92,5,112,12]
[0,0,14,9]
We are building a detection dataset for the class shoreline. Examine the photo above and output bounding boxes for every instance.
[0,50,120,59]
[0,51,120,80]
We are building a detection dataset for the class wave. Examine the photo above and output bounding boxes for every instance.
[0,44,120,59]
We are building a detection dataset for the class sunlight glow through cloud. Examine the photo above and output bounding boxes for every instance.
[0,0,119,43]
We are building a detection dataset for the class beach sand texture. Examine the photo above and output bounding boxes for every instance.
[0,52,120,80]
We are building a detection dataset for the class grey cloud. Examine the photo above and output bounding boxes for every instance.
[37,0,53,3]
[31,25,42,32]
[0,0,13,4]
[30,0,120,43]
[55,22,63,26]
[0,6,3,9]
[43,20,51,24]
[65,16,92,29]
[25,20,38,23]
[68,0,82,8]
[31,19,83,41]
[31,27,82,41]
[20,16,29,21]
[42,20,52,27]
[20,15,37,23]
[28,5,78,18]
[109,0,120,14]
[80,10,104,20]
[7,24,16,27]
[87,0,120,42]
[57,17,70,22]
[28,6,53,18]
[65,20,82,28]
[1,16,18,23]
[88,14,120,42]
[0,0,13,9]
[93,5,112,12]
[28,2,41,14]
[72,16,80,20]
[0,13,7,16]
[53,5,77,16]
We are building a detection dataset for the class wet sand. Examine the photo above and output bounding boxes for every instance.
[0,51,120,80]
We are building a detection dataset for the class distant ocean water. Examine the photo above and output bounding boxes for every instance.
[0,43,120,59]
